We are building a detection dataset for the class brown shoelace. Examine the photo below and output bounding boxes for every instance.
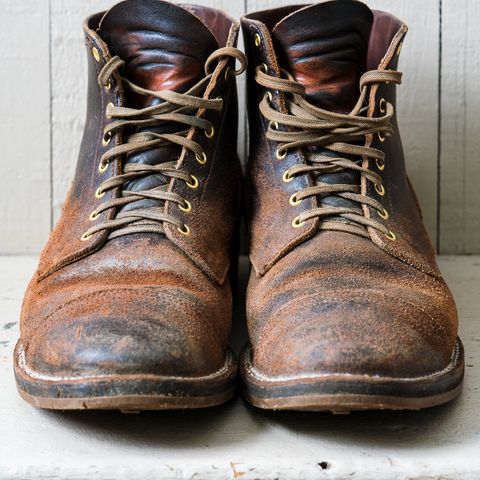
[82,47,247,241]
[256,65,402,239]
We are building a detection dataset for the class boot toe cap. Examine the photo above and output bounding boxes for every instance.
[252,291,456,379]
[21,287,224,380]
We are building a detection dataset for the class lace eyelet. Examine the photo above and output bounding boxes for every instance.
[292,217,305,228]
[378,132,386,142]
[379,98,387,114]
[98,161,108,173]
[178,224,191,236]
[375,183,385,196]
[95,187,105,199]
[186,175,199,189]
[378,208,389,220]
[92,46,100,62]
[283,170,293,183]
[375,159,385,171]
[260,63,268,73]
[224,67,231,81]
[89,210,100,221]
[196,152,207,165]
[289,194,301,206]
[269,121,279,130]
[254,33,261,47]
[264,91,273,103]
[385,230,397,241]
[276,147,287,160]
[102,131,112,146]
[179,200,192,213]
[205,126,215,139]
[106,102,115,118]
[81,232,93,242]
[105,80,112,91]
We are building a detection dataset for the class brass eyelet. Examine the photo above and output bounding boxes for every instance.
[89,210,100,221]
[292,217,305,228]
[276,147,287,160]
[283,170,293,183]
[106,102,115,118]
[178,224,191,236]
[196,152,207,165]
[224,67,231,81]
[92,46,100,62]
[95,187,105,199]
[375,158,385,171]
[186,175,199,189]
[289,194,301,206]
[378,208,389,220]
[375,183,385,196]
[386,230,397,241]
[205,126,215,139]
[269,121,279,130]
[378,132,386,142]
[379,98,387,114]
[254,33,261,47]
[179,200,192,213]
[98,161,108,173]
[102,131,112,146]
[81,232,93,242]
[105,80,112,91]
[260,63,268,73]
[264,91,273,103]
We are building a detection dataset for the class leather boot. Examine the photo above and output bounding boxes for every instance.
[241,0,464,411]
[14,0,247,410]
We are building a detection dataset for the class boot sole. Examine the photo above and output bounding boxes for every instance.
[240,337,464,412]
[14,342,237,411]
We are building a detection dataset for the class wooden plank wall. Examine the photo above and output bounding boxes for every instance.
[0,0,478,254]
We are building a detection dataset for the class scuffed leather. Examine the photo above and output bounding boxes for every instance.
[21,1,242,380]
[242,3,458,379]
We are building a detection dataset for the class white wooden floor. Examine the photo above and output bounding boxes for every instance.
[0,256,479,479]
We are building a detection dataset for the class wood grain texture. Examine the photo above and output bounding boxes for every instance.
[246,0,440,246]
[1,0,479,254]
[0,255,479,479]
[0,1,51,254]
[440,0,480,253]
[51,0,246,223]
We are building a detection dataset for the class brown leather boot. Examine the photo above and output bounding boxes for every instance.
[241,1,464,411]
[14,0,246,410]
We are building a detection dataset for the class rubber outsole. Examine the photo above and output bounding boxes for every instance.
[240,338,465,412]
[14,342,238,411]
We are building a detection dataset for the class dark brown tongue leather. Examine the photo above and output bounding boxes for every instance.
[272,1,374,225]
[272,1,373,113]
[100,0,218,103]
[99,0,218,214]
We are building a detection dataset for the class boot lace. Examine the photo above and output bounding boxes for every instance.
[256,65,402,240]
[81,47,247,241]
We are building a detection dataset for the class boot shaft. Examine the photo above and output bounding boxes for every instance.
[38,0,245,284]
[241,2,439,278]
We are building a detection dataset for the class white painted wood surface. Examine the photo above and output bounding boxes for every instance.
[0,255,479,479]
[0,1,51,254]
[440,0,480,253]
[0,0,479,253]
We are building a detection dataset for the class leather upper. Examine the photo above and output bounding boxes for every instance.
[242,2,458,379]
[20,0,243,379]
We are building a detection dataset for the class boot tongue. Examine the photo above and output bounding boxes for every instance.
[99,0,218,105]
[98,0,219,217]
[272,1,373,113]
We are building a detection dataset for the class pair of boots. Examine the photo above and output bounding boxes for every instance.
[15,0,463,412]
